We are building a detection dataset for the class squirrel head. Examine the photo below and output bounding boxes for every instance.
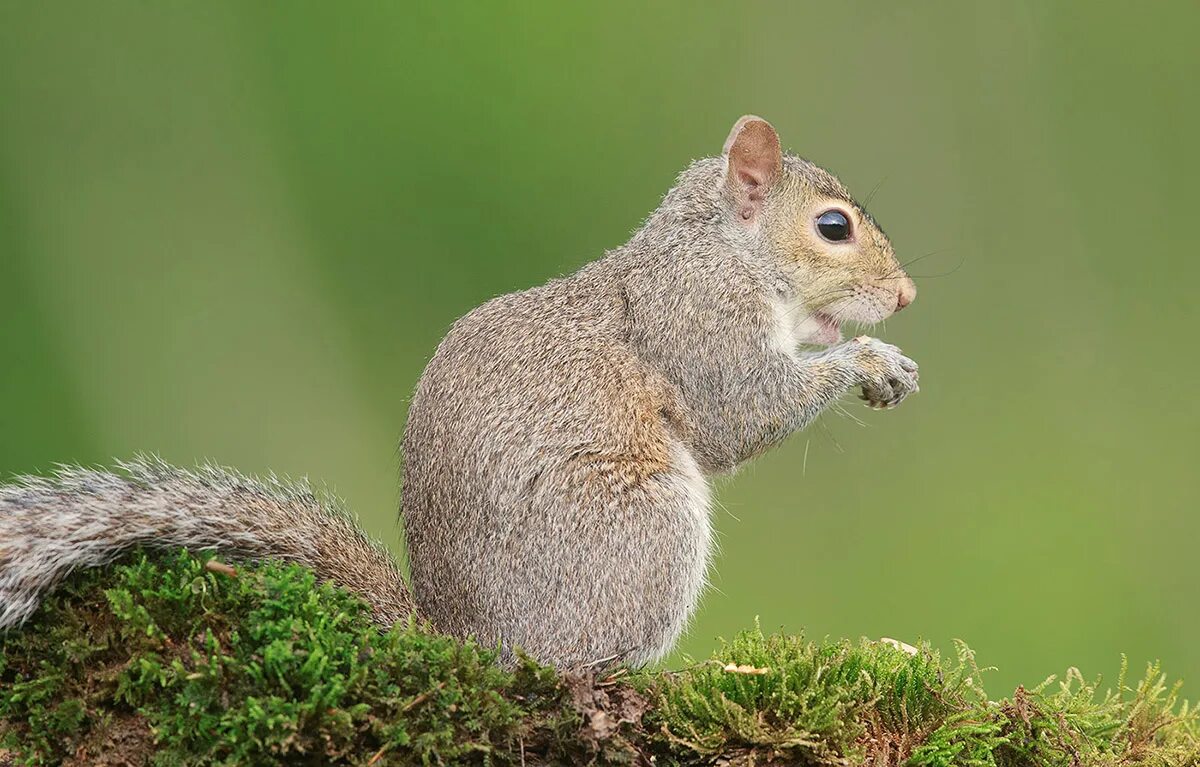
[722,115,916,345]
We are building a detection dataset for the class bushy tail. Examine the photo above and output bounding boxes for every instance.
[0,456,414,630]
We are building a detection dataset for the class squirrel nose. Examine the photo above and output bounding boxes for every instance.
[895,279,916,312]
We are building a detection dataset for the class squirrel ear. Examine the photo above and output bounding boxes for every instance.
[723,115,782,222]
[720,116,777,222]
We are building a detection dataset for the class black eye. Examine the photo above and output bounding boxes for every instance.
[816,209,851,242]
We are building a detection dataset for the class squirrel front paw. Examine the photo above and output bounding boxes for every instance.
[848,336,919,409]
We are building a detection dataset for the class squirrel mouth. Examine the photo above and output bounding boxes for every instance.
[806,311,843,346]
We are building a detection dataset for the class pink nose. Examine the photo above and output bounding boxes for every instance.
[895,281,916,312]
[896,292,912,311]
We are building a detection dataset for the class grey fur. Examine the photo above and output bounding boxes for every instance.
[0,117,918,669]
[402,123,918,667]
[0,456,413,630]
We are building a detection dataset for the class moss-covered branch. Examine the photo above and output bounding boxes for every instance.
[1,552,1195,766]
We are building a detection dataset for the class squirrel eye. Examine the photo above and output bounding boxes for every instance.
[816,209,851,242]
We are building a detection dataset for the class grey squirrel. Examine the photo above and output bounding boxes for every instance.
[0,116,918,669]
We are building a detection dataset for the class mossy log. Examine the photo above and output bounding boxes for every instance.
[1,552,1196,766]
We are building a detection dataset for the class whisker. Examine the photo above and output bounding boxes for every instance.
[898,249,946,271]
[779,287,856,321]
[873,250,947,283]
[863,176,888,207]
[815,416,845,454]
[907,255,967,279]
[832,402,868,428]
[879,250,967,281]
[712,495,740,523]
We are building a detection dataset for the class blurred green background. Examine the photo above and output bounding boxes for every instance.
[1,2,1197,692]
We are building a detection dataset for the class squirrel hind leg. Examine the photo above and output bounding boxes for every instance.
[463,441,713,669]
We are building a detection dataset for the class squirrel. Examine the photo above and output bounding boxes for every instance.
[0,116,918,669]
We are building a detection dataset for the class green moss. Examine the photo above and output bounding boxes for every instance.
[647,627,987,763]
[1,552,1196,766]
[0,552,540,765]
